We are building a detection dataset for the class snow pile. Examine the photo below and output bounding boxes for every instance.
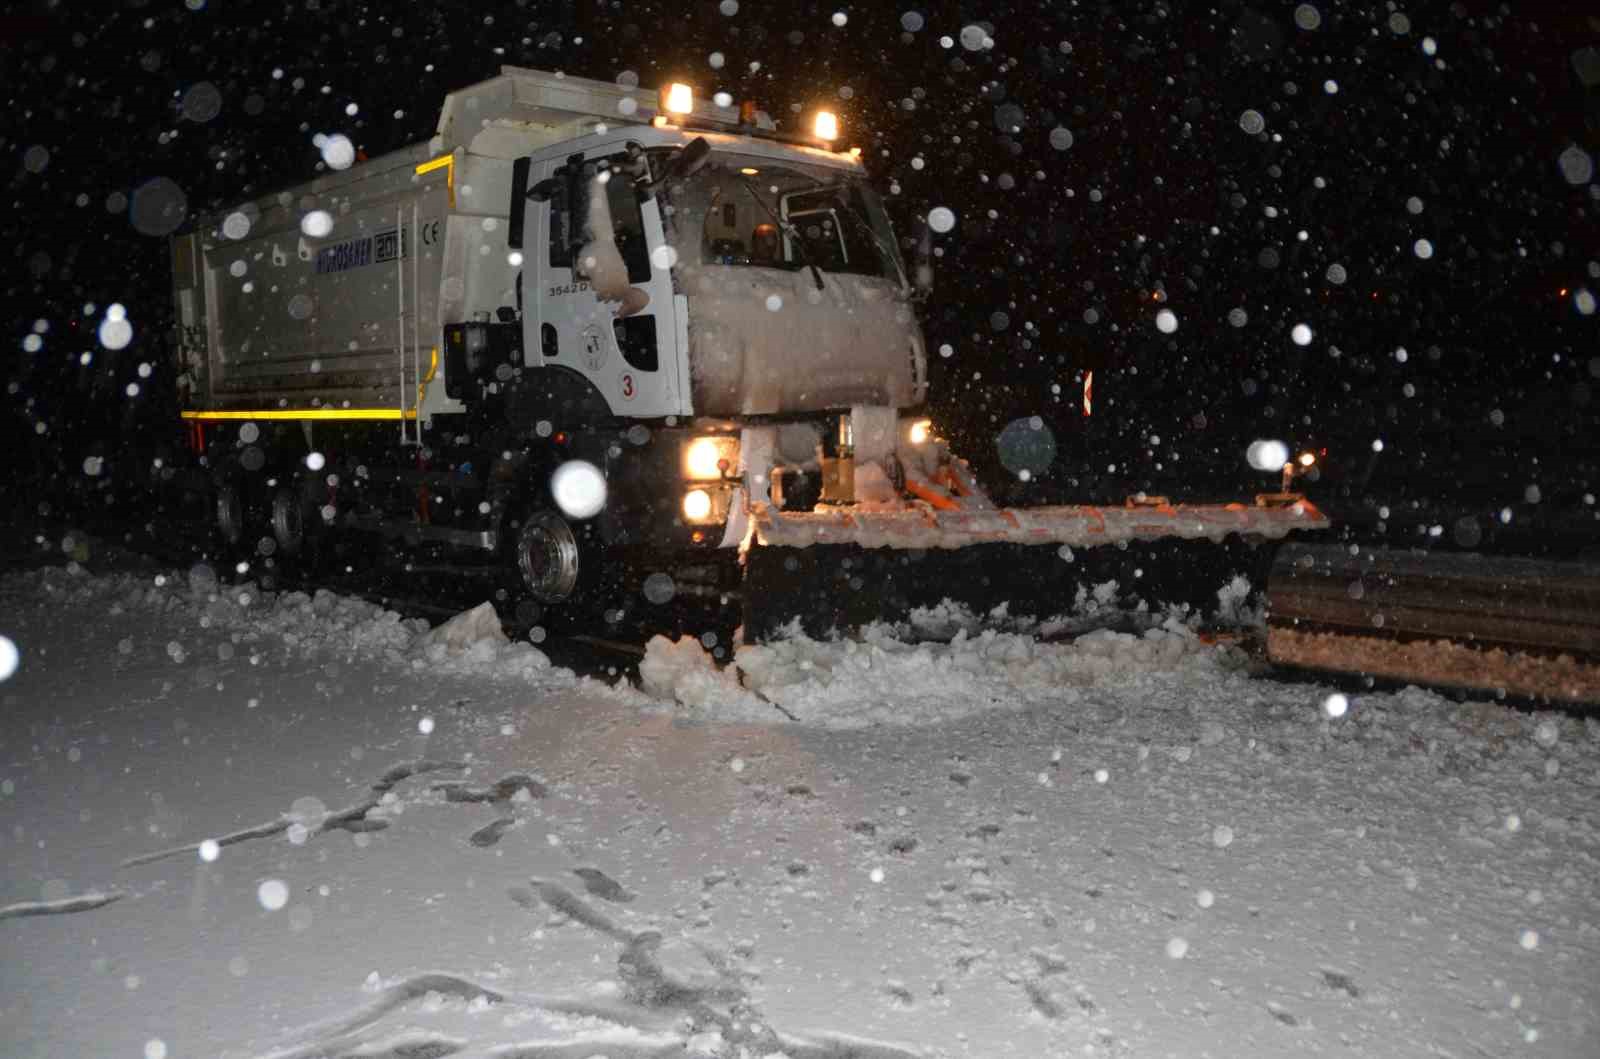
[898,576,1237,641]
[901,582,1132,639]
[634,572,1269,728]
[8,565,576,688]
[642,617,1226,728]
[231,586,420,657]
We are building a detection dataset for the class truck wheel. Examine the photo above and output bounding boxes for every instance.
[270,487,306,556]
[514,510,582,604]
[215,482,245,547]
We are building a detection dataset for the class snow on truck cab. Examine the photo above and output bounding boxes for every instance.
[167,66,1328,640]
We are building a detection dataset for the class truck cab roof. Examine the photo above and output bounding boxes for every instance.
[433,65,780,159]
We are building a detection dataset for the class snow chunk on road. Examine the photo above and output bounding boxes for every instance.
[640,635,764,716]
[410,601,560,680]
[420,601,507,657]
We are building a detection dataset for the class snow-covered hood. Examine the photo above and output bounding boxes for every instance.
[679,263,926,415]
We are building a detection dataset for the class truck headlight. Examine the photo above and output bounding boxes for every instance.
[682,488,713,522]
[897,417,944,479]
[683,435,739,481]
[813,110,840,141]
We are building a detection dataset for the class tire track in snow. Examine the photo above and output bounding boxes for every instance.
[435,770,547,848]
[122,758,467,868]
[0,891,125,921]
[505,878,926,1058]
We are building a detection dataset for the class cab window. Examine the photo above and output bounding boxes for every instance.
[548,161,651,284]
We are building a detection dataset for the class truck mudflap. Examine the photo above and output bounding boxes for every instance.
[740,498,1330,643]
[1266,541,1600,704]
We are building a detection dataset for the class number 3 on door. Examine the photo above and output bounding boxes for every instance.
[620,373,635,400]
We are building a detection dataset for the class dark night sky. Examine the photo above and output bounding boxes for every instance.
[4,0,1598,524]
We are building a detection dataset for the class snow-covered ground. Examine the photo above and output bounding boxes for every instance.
[2,559,1597,1058]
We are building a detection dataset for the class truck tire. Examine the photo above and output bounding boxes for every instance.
[215,481,246,547]
[514,510,582,604]
[270,487,307,556]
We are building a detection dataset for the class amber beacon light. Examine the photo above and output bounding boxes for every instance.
[660,82,694,115]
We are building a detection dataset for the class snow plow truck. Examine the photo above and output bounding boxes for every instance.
[163,66,1338,653]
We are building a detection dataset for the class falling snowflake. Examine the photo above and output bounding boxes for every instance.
[257,879,289,911]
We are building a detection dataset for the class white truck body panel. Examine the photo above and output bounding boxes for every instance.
[174,143,492,418]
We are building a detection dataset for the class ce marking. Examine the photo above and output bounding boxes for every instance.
[420,219,442,246]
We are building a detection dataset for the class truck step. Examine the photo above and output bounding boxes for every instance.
[341,513,498,551]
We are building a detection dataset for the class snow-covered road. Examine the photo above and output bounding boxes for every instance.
[1,560,1596,1057]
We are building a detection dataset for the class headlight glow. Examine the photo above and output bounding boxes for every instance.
[1298,451,1316,467]
[682,488,713,521]
[683,435,738,481]
[908,419,932,445]
[813,110,840,141]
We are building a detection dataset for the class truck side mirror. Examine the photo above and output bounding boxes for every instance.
[527,178,561,203]
[565,160,590,262]
[913,217,934,299]
[656,137,711,189]
[677,137,712,178]
[507,157,531,250]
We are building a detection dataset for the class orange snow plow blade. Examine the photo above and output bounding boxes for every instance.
[740,498,1330,642]
[751,497,1329,550]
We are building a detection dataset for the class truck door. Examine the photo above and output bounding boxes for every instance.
[532,149,685,419]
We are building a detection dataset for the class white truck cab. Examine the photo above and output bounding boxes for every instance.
[510,124,924,423]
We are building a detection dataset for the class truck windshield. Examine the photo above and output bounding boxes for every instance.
[662,151,904,282]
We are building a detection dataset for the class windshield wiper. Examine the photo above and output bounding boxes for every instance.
[825,187,912,296]
[734,171,825,291]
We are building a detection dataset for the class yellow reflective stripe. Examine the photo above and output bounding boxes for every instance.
[414,154,455,208]
[186,347,442,425]
[181,409,417,421]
